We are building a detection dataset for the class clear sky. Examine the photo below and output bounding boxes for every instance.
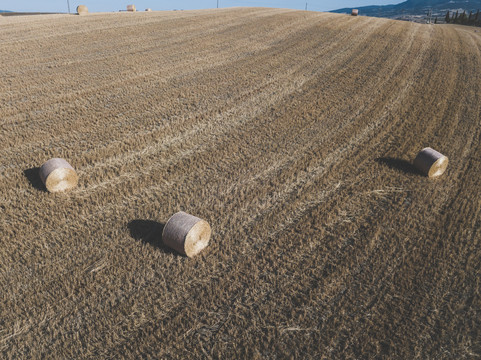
[1,0,399,13]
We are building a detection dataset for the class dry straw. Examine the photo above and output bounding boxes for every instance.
[127,4,136,12]
[39,158,78,193]
[351,9,359,16]
[145,8,152,12]
[76,5,88,15]
[162,212,211,257]
[413,147,449,178]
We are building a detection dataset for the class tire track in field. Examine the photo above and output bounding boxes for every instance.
[0,9,280,68]
[0,9,321,129]
[93,20,454,354]
[254,26,481,358]
[0,16,404,348]
[0,11,376,286]
[0,14,382,282]
[0,14,345,176]
[0,9,295,102]
[0,8,276,46]
[0,9,321,115]
[162,25,481,358]
[0,16,398,282]
[25,19,436,354]
[0,16,375,237]
[0,11,342,141]
[383,28,481,357]
[2,10,480,358]
[0,12,342,181]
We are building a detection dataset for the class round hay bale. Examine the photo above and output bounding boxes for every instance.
[39,158,78,193]
[413,147,449,178]
[76,5,88,15]
[127,4,136,12]
[162,211,211,257]
[351,9,359,16]
[145,8,152,12]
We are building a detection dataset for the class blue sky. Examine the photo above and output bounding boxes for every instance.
[1,0,399,13]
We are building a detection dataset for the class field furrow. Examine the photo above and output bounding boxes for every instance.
[0,8,479,359]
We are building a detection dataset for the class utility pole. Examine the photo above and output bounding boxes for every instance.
[67,0,71,13]
[217,0,219,8]
[305,2,307,11]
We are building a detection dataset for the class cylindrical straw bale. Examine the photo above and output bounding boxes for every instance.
[162,212,211,257]
[351,9,359,16]
[127,4,136,12]
[39,158,78,193]
[76,5,88,15]
[145,8,152,12]
[413,147,449,178]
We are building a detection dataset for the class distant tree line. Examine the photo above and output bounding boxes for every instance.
[445,9,481,26]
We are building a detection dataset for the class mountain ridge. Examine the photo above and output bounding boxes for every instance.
[331,0,481,21]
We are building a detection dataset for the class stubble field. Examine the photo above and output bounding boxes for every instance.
[1,7,480,358]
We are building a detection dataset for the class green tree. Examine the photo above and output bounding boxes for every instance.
[445,10,450,23]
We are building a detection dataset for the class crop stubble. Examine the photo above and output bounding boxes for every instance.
[1,8,480,358]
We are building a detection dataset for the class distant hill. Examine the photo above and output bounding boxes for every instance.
[0,10,61,16]
[331,0,481,22]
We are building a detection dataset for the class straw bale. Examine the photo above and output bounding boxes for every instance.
[162,211,211,257]
[145,8,152,12]
[352,9,359,16]
[76,5,88,15]
[39,158,78,193]
[413,147,449,178]
[127,5,136,12]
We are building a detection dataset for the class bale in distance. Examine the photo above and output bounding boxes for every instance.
[413,147,449,178]
[76,5,88,15]
[39,158,78,193]
[145,8,152,12]
[162,211,211,257]
[351,9,359,16]
[127,4,136,12]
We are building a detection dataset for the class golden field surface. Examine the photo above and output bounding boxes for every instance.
[1,7,480,358]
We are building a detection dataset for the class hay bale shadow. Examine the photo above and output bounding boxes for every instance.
[375,157,422,176]
[23,167,47,192]
[128,220,173,253]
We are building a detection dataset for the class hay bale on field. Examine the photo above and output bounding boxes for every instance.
[413,147,448,178]
[76,5,88,15]
[39,158,78,193]
[162,211,211,257]
[127,4,136,12]
[145,8,152,12]
[352,9,359,16]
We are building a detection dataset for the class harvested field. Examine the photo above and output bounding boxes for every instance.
[1,7,480,358]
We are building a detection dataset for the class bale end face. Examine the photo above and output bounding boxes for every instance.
[184,220,211,257]
[76,5,88,15]
[39,158,78,193]
[351,9,359,16]
[162,211,211,257]
[413,147,448,178]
